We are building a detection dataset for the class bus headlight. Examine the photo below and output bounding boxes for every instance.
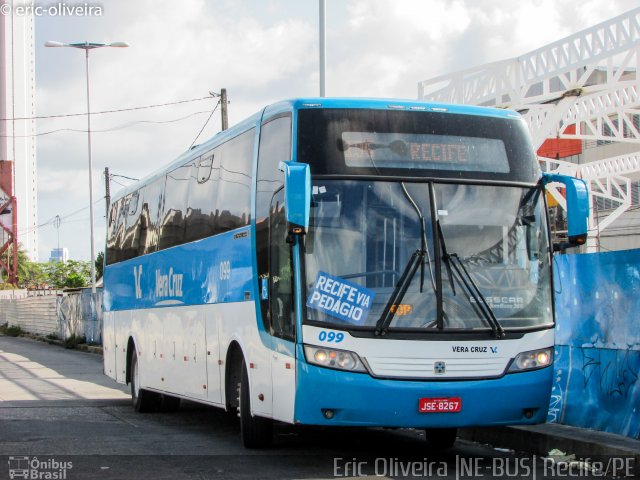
[304,345,367,373]
[508,348,553,372]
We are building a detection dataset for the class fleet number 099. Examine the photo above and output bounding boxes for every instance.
[219,261,231,280]
[318,330,344,343]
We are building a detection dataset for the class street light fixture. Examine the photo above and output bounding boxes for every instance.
[45,40,129,294]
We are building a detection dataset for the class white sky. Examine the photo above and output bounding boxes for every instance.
[34,0,638,261]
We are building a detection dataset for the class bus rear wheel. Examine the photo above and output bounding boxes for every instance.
[425,427,457,449]
[238,359,273,448]
[130,350,159,413]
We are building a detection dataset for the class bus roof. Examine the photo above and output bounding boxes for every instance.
[265,97,522,120]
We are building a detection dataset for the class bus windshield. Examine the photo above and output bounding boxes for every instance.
[303,180,552,332]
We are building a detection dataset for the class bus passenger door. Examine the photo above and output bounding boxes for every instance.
[269,191,296,423]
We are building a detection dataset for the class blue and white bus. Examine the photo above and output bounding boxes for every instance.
[103,98,588,448]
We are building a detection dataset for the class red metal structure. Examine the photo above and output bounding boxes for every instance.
[0,160,18,285]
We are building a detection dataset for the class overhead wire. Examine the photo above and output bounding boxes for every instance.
[0,95,215,122]
[189,99,221,149]
[1,110,214,138]
[109,174,139,182]
[8,93,225,248]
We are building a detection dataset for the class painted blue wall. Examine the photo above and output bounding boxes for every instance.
[549,249,640,439]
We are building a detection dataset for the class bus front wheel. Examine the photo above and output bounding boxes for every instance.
[425,427,457,449]
[238,359,273,448]
[130,350,159,413]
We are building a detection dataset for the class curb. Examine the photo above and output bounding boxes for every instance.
[3,331,104,355]
[460,424,640,475]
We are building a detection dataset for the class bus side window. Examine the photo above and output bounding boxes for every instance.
[114,195,130,263]
[137,177,164,256]
[185,148,221,243]
[159,161,192,250]
[120,191,141,262]
[216,128,254,233]
[269,189,295,341]
[197,154,213,183]
[106,199,122,265]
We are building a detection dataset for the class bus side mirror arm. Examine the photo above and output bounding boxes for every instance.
[279,161,311,236]
[541,172,590,249]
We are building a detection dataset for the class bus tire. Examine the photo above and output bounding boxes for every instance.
[238,359,273,448]
[425,427,457,449]
[130,350,159,413]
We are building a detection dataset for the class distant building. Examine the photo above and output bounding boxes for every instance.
[0,9,38,260]
[50,248,69,263]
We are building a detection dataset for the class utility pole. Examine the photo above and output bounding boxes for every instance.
[220,88,228,131]
[53,215,62,262]
[104,167,111,220]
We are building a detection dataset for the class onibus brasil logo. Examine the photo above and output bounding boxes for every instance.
[8,456,72,479]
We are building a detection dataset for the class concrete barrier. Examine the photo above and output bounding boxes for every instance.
[0,295,57,336]
[0,289,102,343]
[551,249,640,439]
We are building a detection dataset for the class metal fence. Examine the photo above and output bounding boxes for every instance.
[56,290,103,343]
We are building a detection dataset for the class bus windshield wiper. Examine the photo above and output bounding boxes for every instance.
[374,183,437,336]
[437,221,505,339]
[400,183,436,295]
[375,249,424,336]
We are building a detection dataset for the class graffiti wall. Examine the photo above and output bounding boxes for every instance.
[549,249,640,439]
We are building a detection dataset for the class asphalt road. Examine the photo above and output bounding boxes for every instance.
[0,334,586,480]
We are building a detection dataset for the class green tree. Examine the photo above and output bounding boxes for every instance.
[0,244,93,290]
[0,243,45,289]
[19,260,46,289]
[95,251,104,281]
[42,260,91,289]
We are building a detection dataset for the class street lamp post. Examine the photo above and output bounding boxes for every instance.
[44,41,128,293]
[319,0,326,97]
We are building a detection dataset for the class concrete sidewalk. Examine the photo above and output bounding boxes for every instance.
[0,333,128,403]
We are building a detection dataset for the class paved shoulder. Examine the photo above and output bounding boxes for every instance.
[0,335,129,403]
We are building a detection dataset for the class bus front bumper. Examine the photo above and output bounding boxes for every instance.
[293,360,552,428]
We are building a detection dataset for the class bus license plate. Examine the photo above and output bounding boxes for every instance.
[418,397,462,413]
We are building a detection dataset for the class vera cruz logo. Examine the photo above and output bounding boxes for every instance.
[155,267,184,299]
[133,265,143,299]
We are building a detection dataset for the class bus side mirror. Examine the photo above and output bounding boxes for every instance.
[542,172,589,249]
[279,161,311,235]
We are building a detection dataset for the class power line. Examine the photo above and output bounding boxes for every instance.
[110,173,139,182]
[1,110,213,138]
[0,95,215,122]
[20,202,98,237]
[110,178,128,188]
[189,100,221,149]
[35,197,103,231]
